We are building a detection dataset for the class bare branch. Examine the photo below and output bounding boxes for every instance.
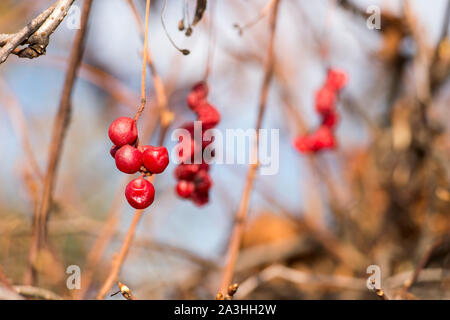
[25,0,93,285]
[0,0,75,64]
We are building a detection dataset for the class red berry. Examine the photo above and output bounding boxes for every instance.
[187,82,209,110]
[142,146,170,174]
[313,126,336,150]
[125,177,155,209]
[198,161,210,172]
[195,103,220,129]
[195,170,213,194]
[326,68,348,91]
[315,87,336,116]
[321,111,339,128]
[191,190,209,206]
[175,164,200,181]
[115,145,143,174]
[108,117,138,147]
[110,145,120,158]
[178,137,200,163]
[175,180,195,198]
[293,134,316,153]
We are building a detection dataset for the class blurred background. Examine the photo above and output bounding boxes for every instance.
[0,0,449,300]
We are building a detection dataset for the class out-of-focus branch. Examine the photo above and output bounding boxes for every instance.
[0,80,43,181]
[13,285,62,300]
[96,210,145,299]
[401,237,447,293]
[0,0,75,64]
[25,0,93,286]
[217,0,281,299]
[236,264,366,299]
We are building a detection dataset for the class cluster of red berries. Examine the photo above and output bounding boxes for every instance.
[109,117,169,210]
[174,82,221,206]
[293,68,348,153]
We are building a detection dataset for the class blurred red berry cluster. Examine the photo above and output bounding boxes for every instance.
[109,117,169,209]
[175,82,221,206]
[293,68,348,153]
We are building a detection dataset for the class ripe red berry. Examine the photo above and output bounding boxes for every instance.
[125,177,155,209]
[195,103,220,129]
[175,164,200,181]
[178,137,200,163]
[110,145,120,158]
[175,180,195,199]
[293,134,316,153]
[315,87,336,116]
[321,111,339,128]
[326,69,348,91]
[142,146,170,174]
[191,190,209,206]
[108,117,138,147]
[115,145,143,174]
[313,126,336,150]
[187,82,209,110]
[195,170,213,194]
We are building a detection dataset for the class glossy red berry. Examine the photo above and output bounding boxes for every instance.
[110,145,120,158]
[125,177,155,209]
[115,145,143,174]
[175,180,195,199]
[142,146,170,174]
[108,117,138,147]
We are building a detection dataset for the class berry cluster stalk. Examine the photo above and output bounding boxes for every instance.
[96,0,153,300]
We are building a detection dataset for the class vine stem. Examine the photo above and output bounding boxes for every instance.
[134,0,151,123]
[96,0,152,300]
[217,0,281,299]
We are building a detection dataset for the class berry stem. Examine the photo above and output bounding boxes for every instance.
[134,0,151,124]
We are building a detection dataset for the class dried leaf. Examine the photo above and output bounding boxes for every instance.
[192,0,207,26]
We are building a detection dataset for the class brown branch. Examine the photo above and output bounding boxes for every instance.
[24,0,93,286]
[0,265,14,292]
[74,192,124,299]
[13,285,62,300]
[235,264,366,299]
[401,237,446,293]
[0,79,43,181]
[0,0,75,64]
[217,0,281,299]
[96,209,145,299]
[96,0,155,300]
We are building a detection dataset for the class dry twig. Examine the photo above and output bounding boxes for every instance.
[25,0,93,286]
[0,0,75,64]
[217,0,281,298]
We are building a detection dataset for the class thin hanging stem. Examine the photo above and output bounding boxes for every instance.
[161,0,190,55]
